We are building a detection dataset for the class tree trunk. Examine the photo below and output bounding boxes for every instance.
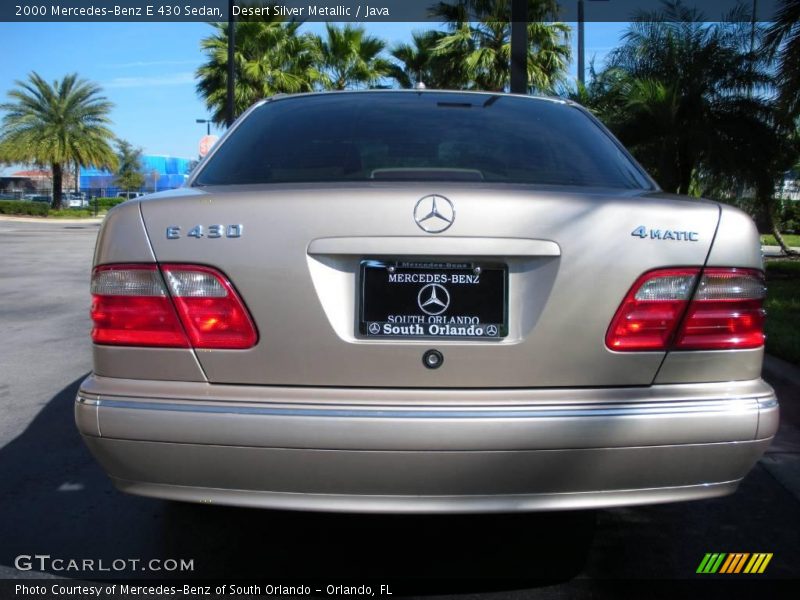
[677,153,693,195]
[758,179,797,256]
[51,163,63,210]
[771,222,797,255]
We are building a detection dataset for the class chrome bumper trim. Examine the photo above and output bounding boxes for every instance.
[78,395,758,420]
[75,376,778,451]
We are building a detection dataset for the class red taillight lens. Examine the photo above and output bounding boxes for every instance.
[606,267,766,352]
[605,268,699,351]
[674,268,766,350]
[91,265,189,347]
[160,264,258,349]
[91,264,257,349]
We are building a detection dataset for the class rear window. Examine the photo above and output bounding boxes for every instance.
[194,92,652,189]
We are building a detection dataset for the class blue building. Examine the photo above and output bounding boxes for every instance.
[79,155,194,196]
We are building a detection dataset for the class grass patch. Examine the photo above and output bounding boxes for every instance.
[47,209,98,218]
[761,233,800,247]
[765,259,800,365]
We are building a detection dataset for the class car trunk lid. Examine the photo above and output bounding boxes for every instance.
[139,183,719,388]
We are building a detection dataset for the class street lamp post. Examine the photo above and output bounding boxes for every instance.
[510,0,528,94]
[196,119,211,136]
[226,0,236,127]
[578,0,585,86]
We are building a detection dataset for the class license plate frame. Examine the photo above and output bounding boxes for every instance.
[359,260,508,339]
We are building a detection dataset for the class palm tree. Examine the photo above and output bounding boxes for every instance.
[314,24,393,90]
[388,30,457,89]
[197,19,320,125]
[764,0,800,120]
[0,72,117,210]
[593,1,772,195]
[586,1,798,254]
[559,61,628,116]
[430,0,570,93]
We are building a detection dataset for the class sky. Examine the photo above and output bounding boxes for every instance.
[0,21,627,162]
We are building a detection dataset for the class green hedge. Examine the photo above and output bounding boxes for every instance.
[0,200,49,216]
[48,209,95,219]
[94,197,127,211]
[0,197,128,215]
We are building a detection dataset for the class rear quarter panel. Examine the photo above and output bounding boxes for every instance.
[655,203,765,384]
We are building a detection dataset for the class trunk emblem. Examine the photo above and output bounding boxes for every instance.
[414,195,455,233]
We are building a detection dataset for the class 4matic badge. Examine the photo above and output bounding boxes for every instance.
[631,225,699,242]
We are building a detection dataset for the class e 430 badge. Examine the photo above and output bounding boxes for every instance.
[166,224,243,239]
[631,225,698,242]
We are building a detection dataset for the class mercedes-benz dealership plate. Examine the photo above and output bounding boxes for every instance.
[360,260,507,338]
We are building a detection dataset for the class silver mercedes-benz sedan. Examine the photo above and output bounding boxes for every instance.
[76,90,778,512]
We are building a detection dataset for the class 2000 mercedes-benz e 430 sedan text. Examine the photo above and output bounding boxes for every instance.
[76,91,778,512]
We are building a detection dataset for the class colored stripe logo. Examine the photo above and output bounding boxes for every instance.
[697,553,773,574]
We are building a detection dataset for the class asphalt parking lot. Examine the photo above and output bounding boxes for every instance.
[0,219,798,596]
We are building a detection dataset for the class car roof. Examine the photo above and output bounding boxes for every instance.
[257,88,576,109]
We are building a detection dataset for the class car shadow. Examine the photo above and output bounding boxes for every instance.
[0,376,595,591]
[160,502,595,588]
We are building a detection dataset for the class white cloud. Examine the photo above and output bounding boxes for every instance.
[102,72,195,89]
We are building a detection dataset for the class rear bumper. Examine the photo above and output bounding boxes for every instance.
[76,375,778,513]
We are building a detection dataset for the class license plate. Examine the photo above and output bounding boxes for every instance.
[360,260,507,338]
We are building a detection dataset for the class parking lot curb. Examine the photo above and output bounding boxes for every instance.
[0,215,104,225]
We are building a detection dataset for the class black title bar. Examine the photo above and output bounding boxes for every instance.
[1,1,786,23]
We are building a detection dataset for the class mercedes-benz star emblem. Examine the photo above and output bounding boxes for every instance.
[413,195,455,233]
[486,325,499,336]
[417,283,451,316]
[368,322,381,335]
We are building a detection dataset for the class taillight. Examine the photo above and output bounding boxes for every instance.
[91,265,189,347]
[91,264,257,349]
[160,264,258,349]
[605,268,699,351]
[674,268,766,350]
[606,267,765,352]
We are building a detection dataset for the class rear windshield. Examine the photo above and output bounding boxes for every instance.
[194,92,652,189]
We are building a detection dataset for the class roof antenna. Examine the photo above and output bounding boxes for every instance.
[414,81,427,90]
